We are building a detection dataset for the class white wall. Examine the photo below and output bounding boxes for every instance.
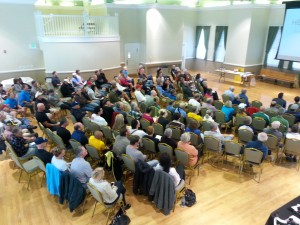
[0,4,44,73]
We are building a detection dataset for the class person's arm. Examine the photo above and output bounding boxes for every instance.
[169,168,181,185]
[84,162,93,180]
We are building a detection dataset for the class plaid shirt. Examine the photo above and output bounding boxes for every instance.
[10,136,28,157]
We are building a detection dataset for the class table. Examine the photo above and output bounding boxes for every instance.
[265,195,300,225]
[215,69,254,85]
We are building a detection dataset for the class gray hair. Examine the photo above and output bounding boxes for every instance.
[180,132,191,143]
[164,128,172,138]
[131,101,138,110]
[74,146,84,157]
[271,121,280,129]
[224,100,232,108]
[229,86,235,91]
[258,132,268,142]
[243,116,252,125]
[278,107,285,115]
[210,122,218,131]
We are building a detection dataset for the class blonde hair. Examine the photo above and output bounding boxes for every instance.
[112,114,124,131]
[51,147,65,157]
[91,167,105,181]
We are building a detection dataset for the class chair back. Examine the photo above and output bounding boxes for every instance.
[69,139,82,151]
[169,126,182,141]
[252,117,266,131]
[45,128,54,140]
[139,102,147,114]
[187,104,194,113]
[282,114,295,126]
[69,114,77,124]
[284,138,300,155]
[142,137,156,154]
[121,154,136,173]
[186,117,199,128]
[113,130,120,139]
[86,144,101,160]
[265,111,278,119]
[152,122,164,136]
[88,121,102,134]
[238,129,254,143]
[158,143,173,159]
[265,134,278,150]
[213,100,223,110]
[239,98,246,104]
[33,156,46,172]
[52,133,66,149]
[101,126,115,142]
[235,116,246,127]
[201,120,212,132]
[166,110,172,122]
[140,118,151,131]
[244,148,263,164]
[7,142,24,169]
[222,94,231,103]
[215,110,226,124]
[204,136,221,152]
[224,141,242,155]
[174,148,189,166]
[150,106,159,117]
[189,132,200,146]
[278,123,286,134]
[232,104,239,115]
[87,183,104,204]
[200,108,208,117]
[251,100,263,109]
[126,114,135,125]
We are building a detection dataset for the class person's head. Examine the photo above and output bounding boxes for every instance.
[270,101,277,107]
[207,88,212,95]
[243,116,252,125]
[113,114,124,130]
[151,90,157,97]
[35,137,48,149]
[159,109,167,118]
[172,112,181,121]
[205,109,213,117]
[115,102,123,111]
[195,73,201,80]
[225,100,232,108]
[48,89,55,95]
[170,89,176,96]
[179,102,186,110]
[147,126,154,136]
[75,69,80,75]
[131,119,140,129]
[278,107,285,115]
[278,92,284,99]
[257,132,268,142]
[37,103,45,112]
[75,146,88,158]
[7,92,15,99]
[60,118,69,127]
[94,130,103,140]
[206,98,213,105]
[180,132,191,144]
[129,135,140,147]
[291,124,299,133]
[93,106,103,115]
[156,78,162,86]
[194,93,200,100]
[119,125,129,137]
[229,86,235,92]
[241,89,247,94]
[52,71,57,77]
[176,93,183,101]
[22,84,29,91]
[74,122,84,131]
[31,80,37,87]
[188,120,199,130]
[259,106,266,112]
[103,99,112,107]
[191,106,198,114]
[294,96,300,103]
[135,84,142,90]
[51,147,66,158]
[164,128,172,138]
[159,152,171,173]
[146,107,152,114]
[270,121,280,130]
[12,128,22,137]
[210,122,219,131]
[111,83,117,90]
[91,167,105,181]
[13,78,19,84]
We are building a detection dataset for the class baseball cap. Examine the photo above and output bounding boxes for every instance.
[238,103,247,109]
[35,137,48,145]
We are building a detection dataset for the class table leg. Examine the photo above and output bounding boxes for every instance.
[219,72,225,82]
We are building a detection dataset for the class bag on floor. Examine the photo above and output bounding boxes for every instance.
[184,188,196,207]
[110,207,131,225]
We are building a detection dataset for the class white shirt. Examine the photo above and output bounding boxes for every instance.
[188,99,201,111]
[154,164,181,187]
[134,90,146,103]
[91,113,108,126]
[129,128,147,139]
[116,83,126,92]
[51,156,69,172]
[286,133,300,140]
[89,178,118,204]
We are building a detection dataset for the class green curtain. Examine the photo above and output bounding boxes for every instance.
[264,26,279,65]
[278,60,284,69]
[288,61,293,70]
[213,26,224,61]
[203,26,211,60]
[223,26,228,49]
[195,26,202,57]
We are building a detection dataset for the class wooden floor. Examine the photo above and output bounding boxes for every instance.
[1,72,300,225]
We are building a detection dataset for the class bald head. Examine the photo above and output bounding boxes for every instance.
[37,103,45,111]
[94,131,103,139]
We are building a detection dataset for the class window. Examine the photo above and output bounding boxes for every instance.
[196,29,206,59]
[266,29,281,67]
[215,31,225,62]
[292,62,300,70]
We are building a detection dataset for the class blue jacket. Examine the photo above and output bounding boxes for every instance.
[71,130,88,146]
[4,98,18,109]
[245,141,268,160]
[221,106,234,122]
[46,164,61,196]
[19,90,31,106]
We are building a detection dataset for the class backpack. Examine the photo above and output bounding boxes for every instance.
[184,188,196,207]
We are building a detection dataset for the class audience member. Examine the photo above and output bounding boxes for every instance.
[34,137,53,165]
[144,126,159,152]
[252,106,270,126]
[223,86,235,101]
[245,132,268,161]
[160,128,177,151]
[36,103,59,131]
[71,122,88,146]
[10,128,36,159]
[157,109,169,129]
[88,131,106,154]
[91,106,108,127]
[167,112,185,131]
[270,108,289,133]
[221,100,234,122]
[272,92,286,109]
[177,133,198,166]
[129,119,147,139]
[112,126,130,157]
[51,147,69,172]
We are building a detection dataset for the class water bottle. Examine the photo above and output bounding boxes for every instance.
[181,197,186,208]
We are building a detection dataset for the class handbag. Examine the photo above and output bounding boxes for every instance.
[110,214,131,225]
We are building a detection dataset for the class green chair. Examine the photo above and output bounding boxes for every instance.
[251,100,263,109]
[241,148,264,183]
[140,118,151,131]
[126,114,135,126]
[201,120,213,132]
[101,126,115,143]
[69,139,82,153]
[142,137,157,157]
[223,141,242,171]
[282,113,295,127]
[265,134,280,164]
[169,126,182,141]
[86,144,103,167]
[158,143,174,160]
[200,107,208,117]
[215,110,232,133]
[252,117,266,131]
[265,111,278,119]
[33,156,46,187]
[222,94,231,103]
[213,100,223,110]
[121,154,136,174]
[203,135,222,165]
[281,138,300,171]
[238,129,254,144]
[152,122,164,136]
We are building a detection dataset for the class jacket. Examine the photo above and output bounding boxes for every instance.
[133,160,155,196]
[59,172,86,212]
[46,164,61,196]
[149,170,175,215]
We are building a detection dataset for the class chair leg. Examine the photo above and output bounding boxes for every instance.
[106,209,112,225]
[18,170,23,183]
[91,201,97,218]
[27,174,32,190]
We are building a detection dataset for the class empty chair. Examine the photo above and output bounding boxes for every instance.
[282,114,296,127]
[142,137,157,156]
[174,148,200,185]
[69,114,78,124]
[281,138,300,171]
[101,126,115,143]
[140,118,151,131]
[152,122,164,136]
[251,100,263,109]
[200,108,208,117]
[166,110,172,122]
[203,136,222,165]
[265,134,280,163]
[252,117,267,132]
[201,120,212,132]
[241,148,264,183]
[158,143,174,159]
[238,129,254,144]
[215,110,231,133]
[222,94,231,103]
[33,156,46,187]
[223,141,242,171]
[213,100,223,110]
[169,126,182,141]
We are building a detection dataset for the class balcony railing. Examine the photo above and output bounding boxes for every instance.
[35,13,119,37]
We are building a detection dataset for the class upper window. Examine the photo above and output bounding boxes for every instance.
[196,29,206,59]
[215,31,225,62]
[292,62,300,71]
[266,29,281,67]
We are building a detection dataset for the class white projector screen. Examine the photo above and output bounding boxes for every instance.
[277,2,300,62]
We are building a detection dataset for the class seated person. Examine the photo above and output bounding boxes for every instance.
[56,118,71,148]
[142,107,155,124]
[144,126,159,152]
[10,128,36,159]
[4,93,24,115]
[167,112,185,132]
[174,103,187,119]
[89,167,131,210]
[91,106,108,127]
[112,114,125,132]
[236,103,247,117]
[34,138,53,165]
[60,79,75,98]
[88,131,106,154]
[263,121,283,145]
[252,106,270,126]
[129,119,147,139]
[128,102,142,120]
[51,147,70,172]
[70,146,93,187]
[238,116,255,134]
[48,89,71,110]
[221,101,234,122]
[134,84,146,103]
[71,122,88,146]
[70,102,87,123]
[244,132,268,161]
[166,101,176,113]
[160,128,177,151]
[154,153,185,187]
[36,103,59,131]
[126,135,158,167]
[157,109,169,129]
[177,133,199,166]
[186,120,203,141]
[112,126,130,157]
[187,106,203,123]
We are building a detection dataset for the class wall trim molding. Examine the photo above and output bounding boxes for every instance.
[0,68,45,74]
[224,62,262,67]
[140,60,182,65]
[45,66,121,74]
[39,36,120,43]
